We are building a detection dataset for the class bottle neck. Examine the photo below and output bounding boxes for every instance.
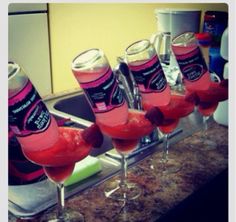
[8,68,29,98]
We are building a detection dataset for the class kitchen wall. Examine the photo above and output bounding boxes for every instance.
[48,3,228,94]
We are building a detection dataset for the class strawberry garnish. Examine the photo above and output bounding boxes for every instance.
[145,107,164,126]
[81,123,103,148]
[219,79,228,88]
[185,91,200,105]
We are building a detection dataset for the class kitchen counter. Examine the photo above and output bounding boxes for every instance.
[9,121,228,222]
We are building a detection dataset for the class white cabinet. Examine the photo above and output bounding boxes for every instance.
[8,3,52,97]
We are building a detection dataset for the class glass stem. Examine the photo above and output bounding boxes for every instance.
[203,116,209,131]
[56,183,65,219]
[119,154,128,188]
[202,116,210,140]
[162,133,169,163]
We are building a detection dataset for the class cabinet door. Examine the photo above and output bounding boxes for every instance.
[8,3,47,13]
[8,12,52,97]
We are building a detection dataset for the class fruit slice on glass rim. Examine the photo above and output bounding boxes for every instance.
[96,109,163,140]
[195,81,228,103]
[23,124,103,167]
[143,94,195,119]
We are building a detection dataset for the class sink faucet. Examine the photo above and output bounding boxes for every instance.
[113,64,136,109]
[115,57,143,110]
[114,57,159,145]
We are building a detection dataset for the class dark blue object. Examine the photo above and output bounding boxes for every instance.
[203,11,228,46]
[209,47,227,80]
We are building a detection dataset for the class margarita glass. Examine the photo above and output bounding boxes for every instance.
[96,109,162,200]
[19,124,103,221]
[143,92,195,173]
[190,80,228,150]
[9,61,104,221]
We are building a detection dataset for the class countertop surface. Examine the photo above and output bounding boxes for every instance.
[9,121,228,222]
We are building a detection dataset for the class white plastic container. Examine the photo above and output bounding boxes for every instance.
[154,9,201,68]
[154,9,201,39]
[213,27,228,126]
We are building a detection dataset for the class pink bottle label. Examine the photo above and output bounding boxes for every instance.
[9,80,51,137]
[79,68,125,113]
[175,47,208,82]
[128,55,168,93]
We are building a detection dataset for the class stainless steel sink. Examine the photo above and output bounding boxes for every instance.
[54,91,95,122]
[45,90,94,127]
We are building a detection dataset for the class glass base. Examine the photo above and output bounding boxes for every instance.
[199,129,217,151]
[40,207,84,222]
[201,138,217,151]
[104,180,142,201]
[159,158,182,174]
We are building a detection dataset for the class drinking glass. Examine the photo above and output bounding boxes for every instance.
[72,49,150,201]
[158,118,180,173]
[71,47,168,200]
[198,103,219,149]
[43,164,76,221]
[96,108,157,200]
[29,126,94,222]
[143,91,195,173]
[124,39,171,169]
[105,138,141,200]
[8,62,98,221]
[171,32,228,150]
[195,79,223,150]
[125,39,193,173]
